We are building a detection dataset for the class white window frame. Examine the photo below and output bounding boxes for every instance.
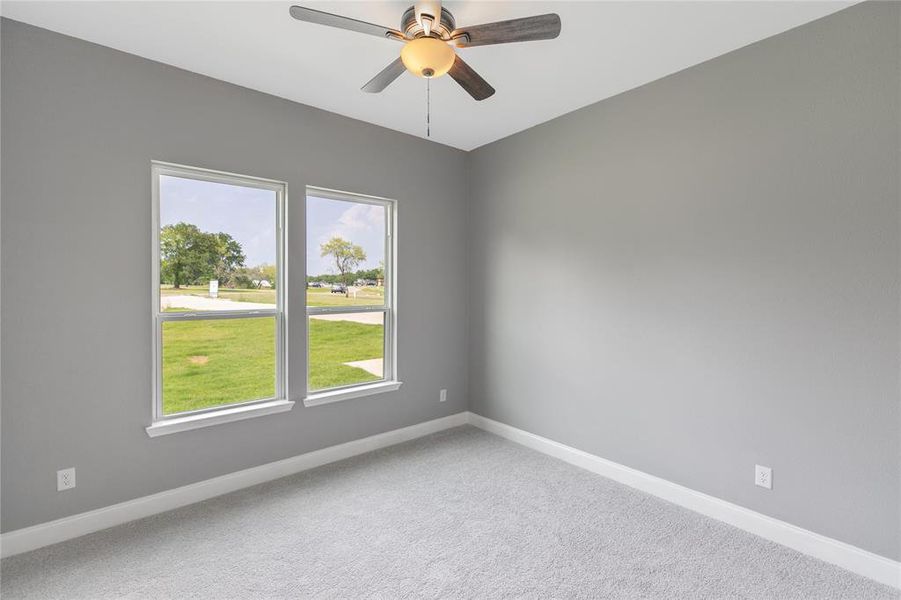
[304,187,401,407]
[146,162,292,437]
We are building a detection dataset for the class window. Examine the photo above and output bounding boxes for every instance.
[305,188,399,405]
[148,163,290,436]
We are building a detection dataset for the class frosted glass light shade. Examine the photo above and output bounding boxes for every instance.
[400,37,455,78]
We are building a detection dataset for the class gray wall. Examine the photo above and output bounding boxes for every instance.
[1,19,469,532]
[468,2,900,561]
[3,1,900,563]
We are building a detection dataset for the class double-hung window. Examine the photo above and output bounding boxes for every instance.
[305,187,399,405]
[148,162,290,436]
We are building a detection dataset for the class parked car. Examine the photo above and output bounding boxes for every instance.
[308,281,322,288]
[330,284,347,294]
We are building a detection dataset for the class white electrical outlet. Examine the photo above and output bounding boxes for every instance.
[57,468,76,491]
[439,389,447,402]
[755,465,772,490]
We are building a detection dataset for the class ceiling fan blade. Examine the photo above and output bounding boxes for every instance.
[448,55,495,101]
[362,58,406,93]
[453,13,561,48]
[289,6,404,40]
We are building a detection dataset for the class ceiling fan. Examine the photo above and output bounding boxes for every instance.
[289,2,561,101]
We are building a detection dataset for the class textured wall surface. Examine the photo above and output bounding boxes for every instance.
[468,2,900,560]
[1,19,469,532]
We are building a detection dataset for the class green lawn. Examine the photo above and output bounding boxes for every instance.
[308,318,383,391]
[161,317,276,414]
[161,316,383,414]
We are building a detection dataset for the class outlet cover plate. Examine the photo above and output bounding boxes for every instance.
[755,464,772,490]
[57,467,76,491]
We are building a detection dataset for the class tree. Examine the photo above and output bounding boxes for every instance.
[160,222,245,288]
[235,265,262,289]
[211,232,246,287]
[234,267,255,289]
[160,223,206,289]
[320,236,366,296]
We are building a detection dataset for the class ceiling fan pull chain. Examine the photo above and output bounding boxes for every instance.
[426,76,431,138]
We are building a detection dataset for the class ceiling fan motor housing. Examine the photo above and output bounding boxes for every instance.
[288,3,561,100]
[401,6,456,40]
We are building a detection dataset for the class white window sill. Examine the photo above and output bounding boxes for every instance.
[304,381,403,408]
[145,399,295,437]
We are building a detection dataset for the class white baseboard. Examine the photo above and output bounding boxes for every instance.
[466,412,901,590]
[4,410,898,590]
[0,412,468,559]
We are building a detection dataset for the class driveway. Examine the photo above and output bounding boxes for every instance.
[309,312,384,325]
[343,358,384,376]
[161,295,274,311]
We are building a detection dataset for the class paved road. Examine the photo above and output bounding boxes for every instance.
[162,295,273,311]
[162,295,383,324]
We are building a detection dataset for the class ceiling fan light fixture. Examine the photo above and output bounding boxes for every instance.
[400,37,455,78]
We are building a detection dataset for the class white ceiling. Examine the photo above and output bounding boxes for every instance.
[2,1,854,150]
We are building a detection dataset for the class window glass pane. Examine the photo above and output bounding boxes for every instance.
[160,175,277,312]
[308,312,384,392]
[306,195,385,308]
[161,316,276,414]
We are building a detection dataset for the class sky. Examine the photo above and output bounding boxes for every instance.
[160,175,276,266]
[160,176,385,276]
[306,195,385,277]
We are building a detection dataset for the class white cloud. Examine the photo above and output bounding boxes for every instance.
[321,203,384,246]
[337,203,384,232]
